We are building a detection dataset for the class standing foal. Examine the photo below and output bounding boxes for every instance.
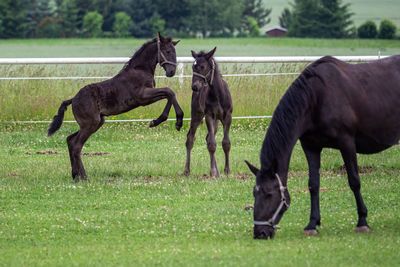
[184,48,233,177]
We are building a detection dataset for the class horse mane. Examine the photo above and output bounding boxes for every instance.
[260,60,325,172]
[121,38,157,71]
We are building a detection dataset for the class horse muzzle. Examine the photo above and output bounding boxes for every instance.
[166,69,176,77]
[253,225,275,239]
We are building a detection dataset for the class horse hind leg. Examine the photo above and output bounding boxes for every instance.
[339,137,370,233]
[68,116,104,182]
[221,116,232,175]
[67,131,80,181]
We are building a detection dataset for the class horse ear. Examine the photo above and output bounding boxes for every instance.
[172,40,180,46]
[245,160,259,176]
[205,47,217,60]
[191,50,198,58]
[158,32,166,42]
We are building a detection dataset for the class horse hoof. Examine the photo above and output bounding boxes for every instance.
[355,226,371,233]
[149,120,156,127]
[303,229,319,236]
[175,122,182,131]
[244,204,253,211]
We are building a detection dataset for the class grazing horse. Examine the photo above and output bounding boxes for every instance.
[48,33,183,182]
[184,48,233,177]
[245,55,400,239]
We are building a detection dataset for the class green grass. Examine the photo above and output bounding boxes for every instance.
[264,0,400,28]
[1,122,399,266]
[1,38,399,265]
[1,37,400,57]
[0,37,399,122]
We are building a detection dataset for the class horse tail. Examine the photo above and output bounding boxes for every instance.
[47,99,73,137]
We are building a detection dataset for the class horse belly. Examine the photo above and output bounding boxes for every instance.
[355,132,396,154]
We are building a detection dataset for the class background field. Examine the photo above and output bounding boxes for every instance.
[264,0,400,29]
[0,38,399,266]
[1,38,399,123]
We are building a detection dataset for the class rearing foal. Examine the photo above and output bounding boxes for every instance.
[48,33,183,181]
[184,48,233,177]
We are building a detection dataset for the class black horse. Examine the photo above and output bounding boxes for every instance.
[184,48,233,177]
[48,33,183,182]
[246,55,400,239]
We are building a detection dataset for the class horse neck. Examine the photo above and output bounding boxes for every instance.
[208,65,225,96]
[260,82,312,183]
[126,42,158,75]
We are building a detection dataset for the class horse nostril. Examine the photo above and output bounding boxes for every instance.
[254,228,274,239]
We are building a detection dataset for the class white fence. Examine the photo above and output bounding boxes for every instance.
[0,55,389,123]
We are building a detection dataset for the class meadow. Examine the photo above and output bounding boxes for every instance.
[264,0,400,28]
[0,38,400,266]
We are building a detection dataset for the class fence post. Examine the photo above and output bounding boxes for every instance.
[178,62,184,88]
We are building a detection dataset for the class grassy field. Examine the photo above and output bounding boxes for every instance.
[264,0,400,28]
[1,122,399,266]
[0,38,399,122]
[0,38,399,266]
[1,37,400,58]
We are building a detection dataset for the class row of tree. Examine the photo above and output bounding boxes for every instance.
[0,0,397,39]
[279,0,397,39]
[0,0,271,38]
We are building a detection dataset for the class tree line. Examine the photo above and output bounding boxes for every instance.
[0,0,271,38]
[279,0,397,39]
[0,0,397,39]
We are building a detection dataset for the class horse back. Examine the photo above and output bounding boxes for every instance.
[307,55,400,148]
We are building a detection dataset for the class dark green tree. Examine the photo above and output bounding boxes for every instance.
[0,0,28,38]
[113,0,156,37]
[92,0,114,32]
[187,0,243,38]
[357,20,377,39]
[59,0,80,37]
[242,0,271,28]
[317,0,354,38]
[113,11,133,37]
[154,0,191,35]
[82,11,103,37]
[378,19,397,39]
[279,7,291,29]
[148,12,165,37]
[286,0,354,38]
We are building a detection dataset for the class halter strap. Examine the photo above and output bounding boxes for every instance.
[193,59,215,85]
[157,38,177,67]
[253,173,289,229]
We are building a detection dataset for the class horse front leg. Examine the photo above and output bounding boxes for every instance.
[339,138,370,233]
[140,87,184,131]
[221,115,232,175]
[183,117,202,176]
[205,115,220,177]
[301,140,322,236]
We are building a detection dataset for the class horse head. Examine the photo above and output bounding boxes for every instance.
[245,160,290,239]
[191,47,217,92]
[157,32,180,77]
